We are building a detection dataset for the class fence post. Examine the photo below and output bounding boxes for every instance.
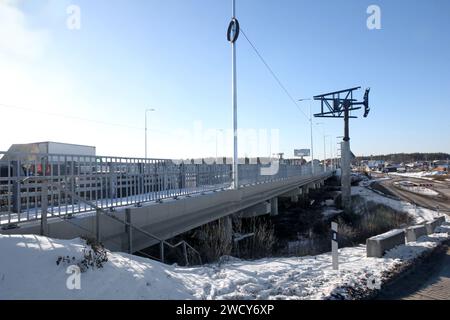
[12,160,20,213]
[125,208,132,254]
[96,208,101,243]
[160,241,165,263]
[183,242,189,266]
[331,221,339,270]
[40,179,49,236]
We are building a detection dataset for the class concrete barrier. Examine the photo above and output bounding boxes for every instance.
[367,229,405,258]
[426,217,447,234]
[405,225,428,242]
[435,216,447,225]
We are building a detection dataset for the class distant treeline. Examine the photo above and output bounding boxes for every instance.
[357,153,450,163]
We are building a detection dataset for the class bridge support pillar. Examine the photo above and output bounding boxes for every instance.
[239,201,271,218]
[224,216,233,246]
[290,195,299,203]
[270,197,278,216]
[302,185,309,195]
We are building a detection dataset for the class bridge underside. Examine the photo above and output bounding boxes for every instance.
[1,172,333,252]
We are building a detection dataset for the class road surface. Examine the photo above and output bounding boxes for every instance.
[370,174,450,212]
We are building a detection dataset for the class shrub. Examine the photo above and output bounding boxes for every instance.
[56,238,108,272]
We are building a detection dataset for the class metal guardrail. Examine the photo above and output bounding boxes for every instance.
[0,151,328,226]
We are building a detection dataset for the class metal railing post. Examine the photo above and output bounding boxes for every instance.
[183,242,189,266]
[96,208,101,243]
[160,241,165,263]
[125,208,132,254]
[40,179,49,236]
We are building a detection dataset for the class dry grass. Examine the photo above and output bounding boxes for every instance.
[234,217,276,259]
[196,217,233,263]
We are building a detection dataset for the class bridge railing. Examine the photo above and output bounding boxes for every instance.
[0,151,329,226]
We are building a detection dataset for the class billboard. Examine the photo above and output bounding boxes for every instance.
[294,149,311,157]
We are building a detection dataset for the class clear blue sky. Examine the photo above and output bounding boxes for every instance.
[1,0,449,159]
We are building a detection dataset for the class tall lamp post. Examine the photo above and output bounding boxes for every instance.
[145,108,156,159]
[227,0,240,189]
[298,98,314,174]
[216,129,225,161]
[316,122,327,172]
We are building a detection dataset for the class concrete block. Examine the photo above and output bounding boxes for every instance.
[436,216,446,225]
[366,229,405,258]
[426,217,446,234]
[405,225,427,242]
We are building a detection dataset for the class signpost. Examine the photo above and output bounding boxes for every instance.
[331,221,339,270]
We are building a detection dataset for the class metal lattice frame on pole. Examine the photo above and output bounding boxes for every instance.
[313,87,370,213]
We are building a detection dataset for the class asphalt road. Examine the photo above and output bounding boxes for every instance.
[371,173,450,212]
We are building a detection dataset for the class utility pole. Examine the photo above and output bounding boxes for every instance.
[228,0,240,189]
[314,87,371,214]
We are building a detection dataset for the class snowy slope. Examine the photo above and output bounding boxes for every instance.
[1,229,449,300]
[352,186,446,223]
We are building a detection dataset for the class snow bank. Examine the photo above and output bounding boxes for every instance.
[1,228,449,300]
[352,186,445,223]
[390,171,447,180]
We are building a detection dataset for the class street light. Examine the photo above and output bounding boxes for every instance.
[316,122,327,172]
[324,135,331,170]
[215,129,225,161]
[227,0,240,189]
[145,108,156,159]
[298,98,314,174]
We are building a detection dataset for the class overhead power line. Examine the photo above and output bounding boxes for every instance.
[240,28,311,122]
[0,102,167,134]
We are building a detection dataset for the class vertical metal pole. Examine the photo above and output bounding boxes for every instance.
[96,208,101,243]
[331,221,339,270]
[231,0,239,190]
[40,179,49,236]
[330,137,333,170]
[145,110,147,159]
[125,208,132,254]
[183,242,189,266]
[160,241,165,263]
[310,104,314,175]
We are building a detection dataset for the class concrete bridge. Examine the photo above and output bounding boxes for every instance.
[0,151,335,257]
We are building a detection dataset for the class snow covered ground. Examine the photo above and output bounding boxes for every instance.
[1,224,449,300]
[1,185,448,300]
[393,182,439,196]
[352,185,447,224]
[390,171,447,180]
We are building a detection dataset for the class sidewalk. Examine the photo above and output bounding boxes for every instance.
[377,244,450,300]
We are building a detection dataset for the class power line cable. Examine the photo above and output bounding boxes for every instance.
[0,102,168,134]
[240,28,311,121]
